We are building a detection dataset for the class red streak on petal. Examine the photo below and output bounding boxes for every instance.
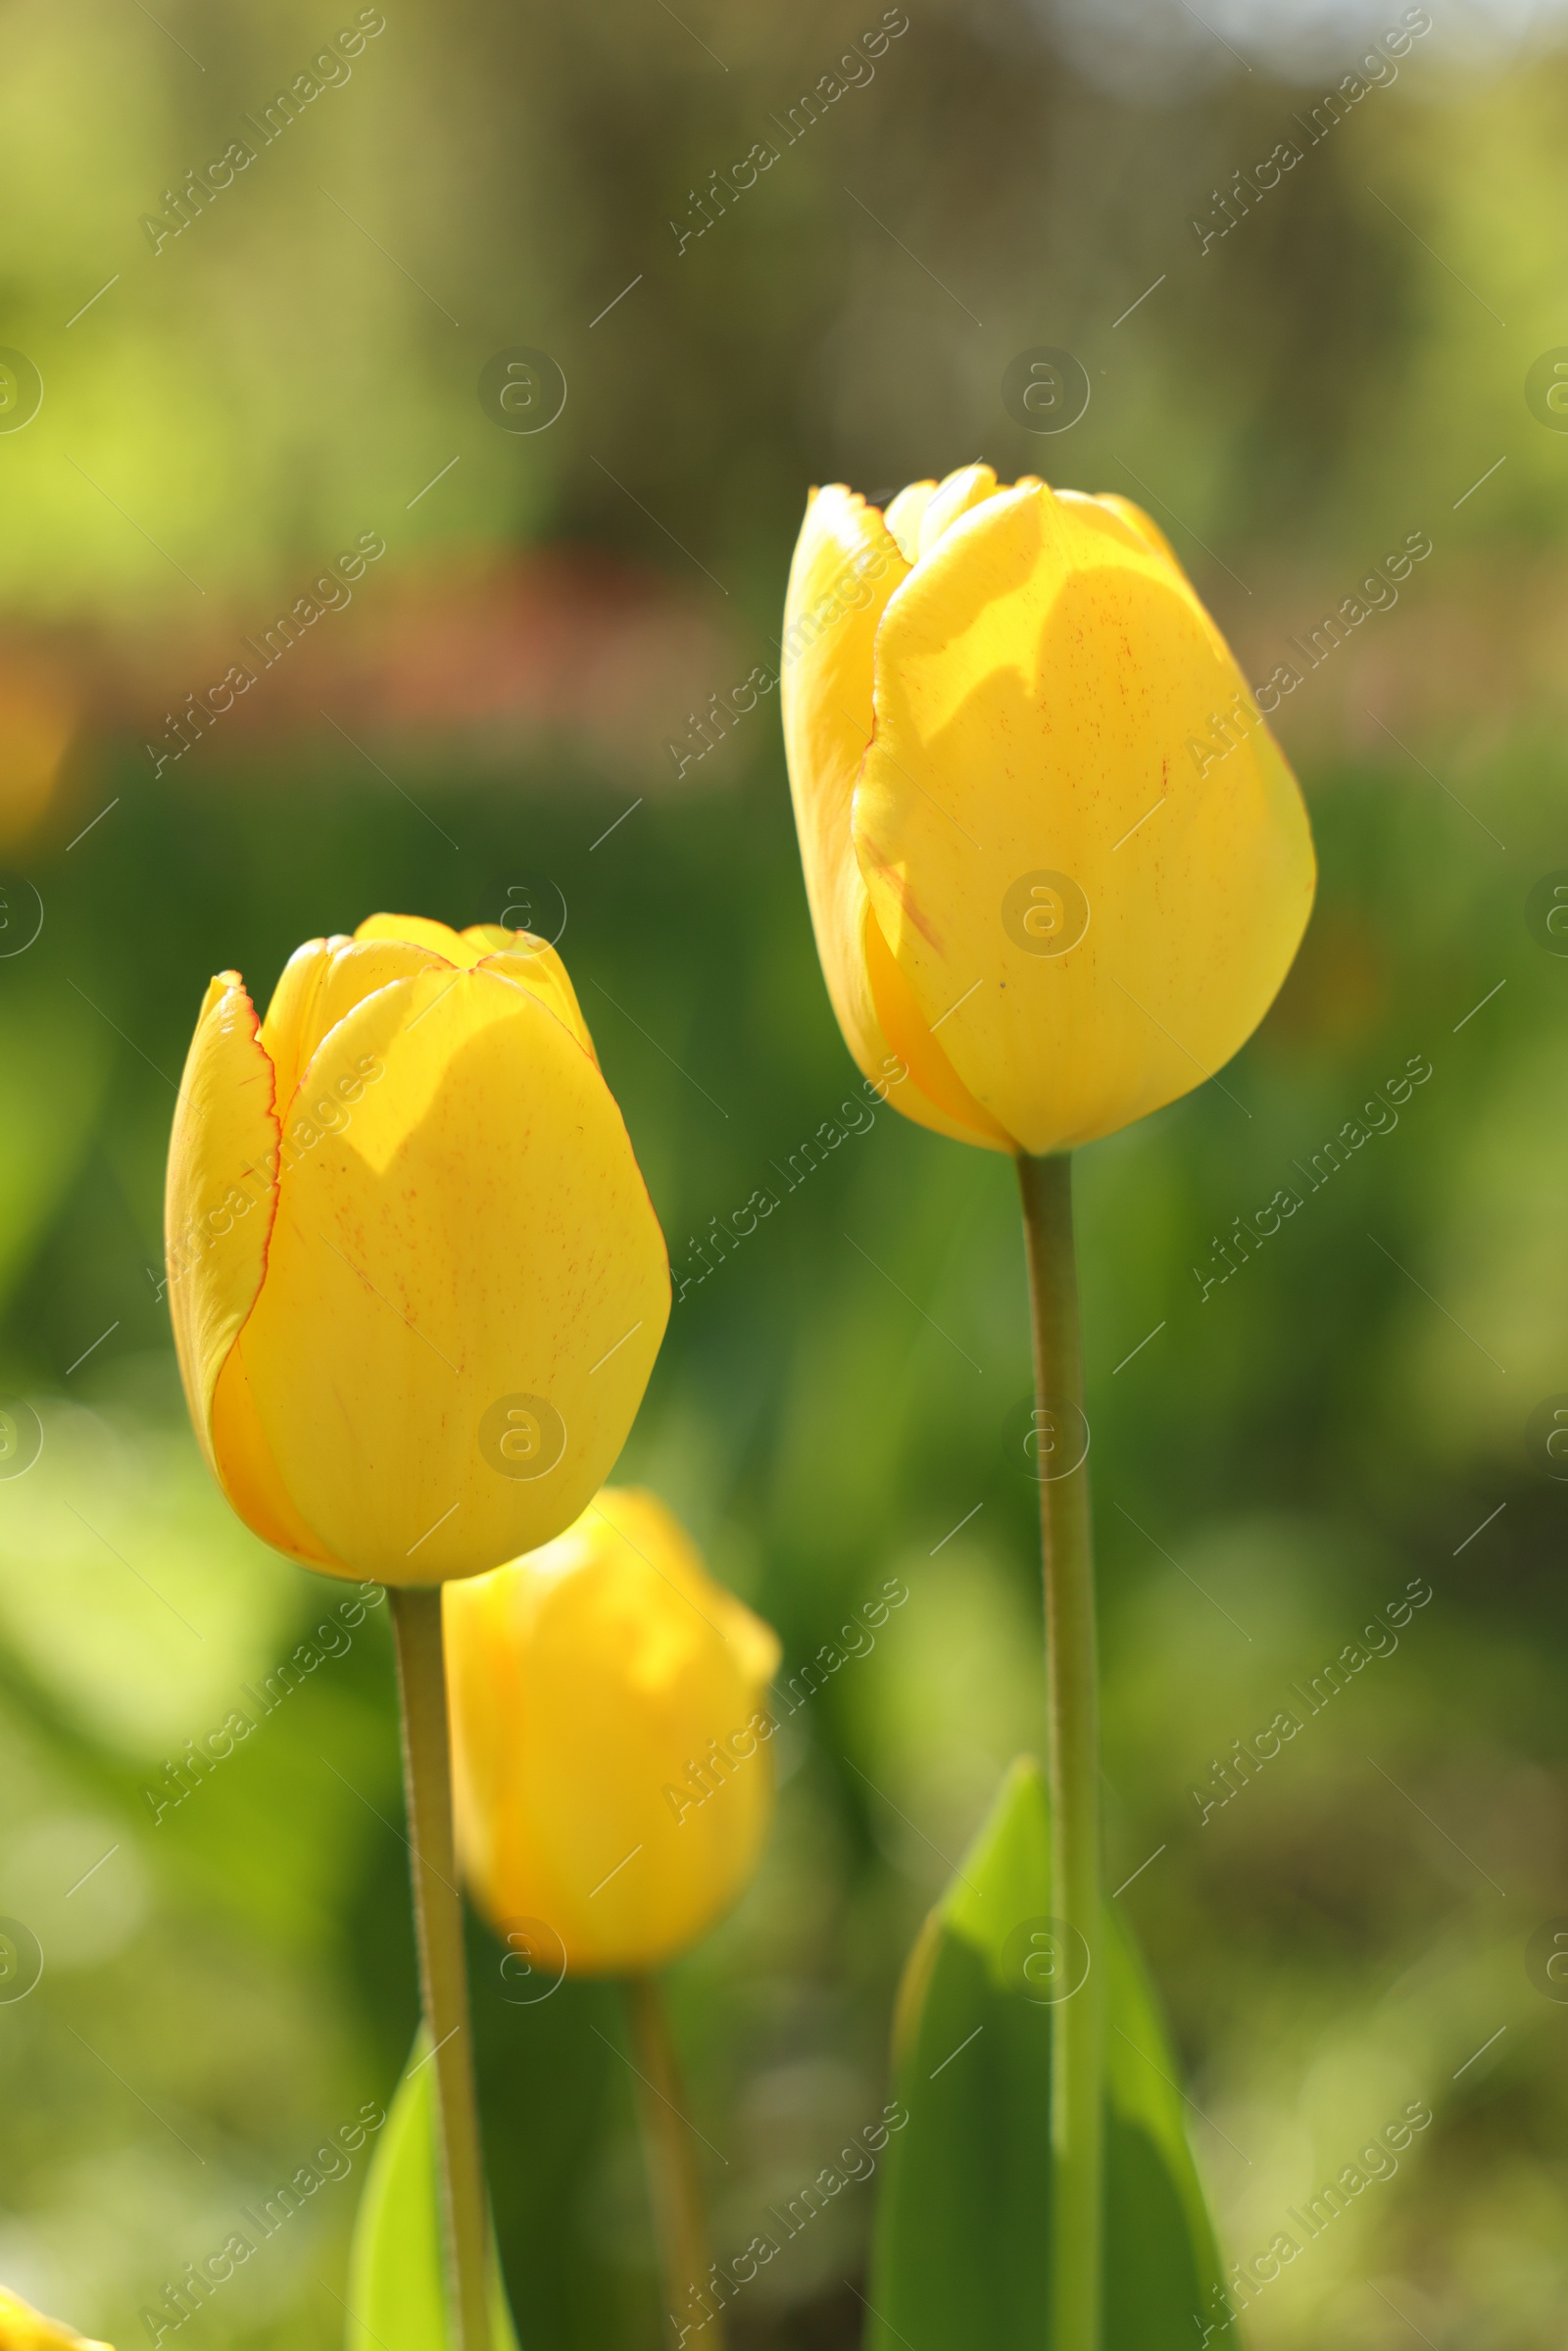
[858,838,946,956]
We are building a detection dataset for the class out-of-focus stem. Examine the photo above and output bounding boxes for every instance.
[625,1973,721,2349]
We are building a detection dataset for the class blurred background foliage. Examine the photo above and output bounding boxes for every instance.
[2,0,1567,2342]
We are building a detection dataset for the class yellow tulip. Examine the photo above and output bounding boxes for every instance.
[444,1487,780,1973]
[166,914,669,1585]
[781,464,1315,1155]
[0,2285,111,2350]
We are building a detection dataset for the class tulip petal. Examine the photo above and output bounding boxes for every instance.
[259,934,350,1116]
[861,905,1012,1151]
[782,487,995,1147]
[210,1336,348,1569]
[355,910,492,968]
[446,1489,779,1972]
[265,938,452,1118]
[165,973,279,1483]
[235,966,669,1583]
[0,2281,114,2350]
[1060,487,1184,575]
[476,941,598,1063]
[855,482,1315,1153]
[884,479,936,563]
[916,463,1000,559]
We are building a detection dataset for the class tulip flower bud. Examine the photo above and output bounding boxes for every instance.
[781,465,1315,1154]
[444,1487,781,1974]
[166,915,669,1584]
[0,2283,112,2349]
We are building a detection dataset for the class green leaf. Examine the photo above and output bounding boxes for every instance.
[1102,1905,1229,2349]
[867,1756,1226,2350]
[344,2034,522,2350]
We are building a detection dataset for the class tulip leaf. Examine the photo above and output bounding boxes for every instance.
[344,2034,521,2351]
[866,1756,1226,2350]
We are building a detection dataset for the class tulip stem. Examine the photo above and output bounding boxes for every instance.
[1016,1151,1102,2351]
[624,1974,721,2349]
[389,1585,493,2351]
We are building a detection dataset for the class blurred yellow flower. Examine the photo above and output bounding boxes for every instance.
[781,464,1315,1155]
[166,913,668,1585]
[0,2283,111,2350]
[444,1487,780,1973]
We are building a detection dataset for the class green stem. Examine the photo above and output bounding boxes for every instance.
[389,1585,493,2351]
[624,1974,721,2350]
[1016,1151,1102,2351]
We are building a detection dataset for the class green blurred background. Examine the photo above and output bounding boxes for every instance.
[3,0,1568,2341]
